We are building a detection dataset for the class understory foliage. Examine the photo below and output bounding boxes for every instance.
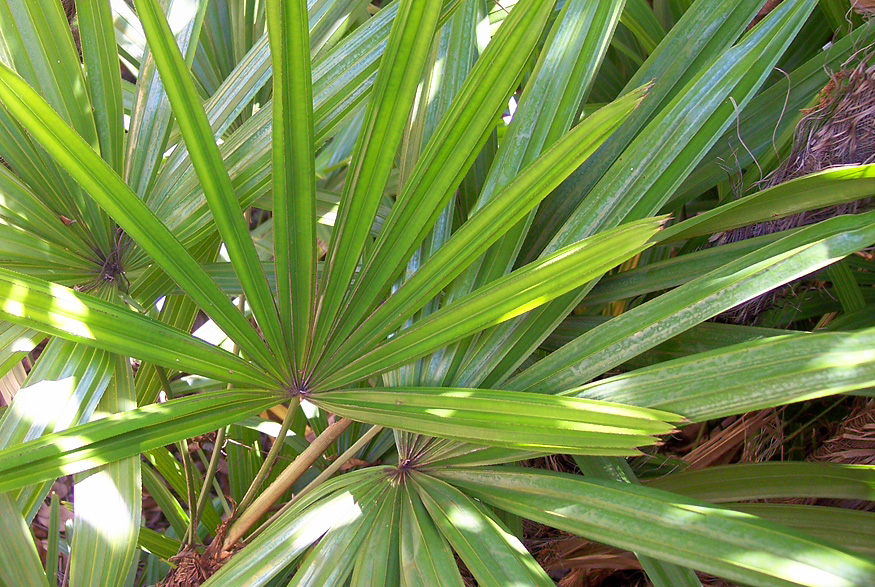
[0,0,873,586]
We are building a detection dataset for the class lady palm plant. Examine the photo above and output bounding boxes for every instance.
[0,0,874,585]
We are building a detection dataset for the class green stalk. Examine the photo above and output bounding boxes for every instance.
[178,439,199,547]
[46,492,60,587]
[235,397,300,514]
[194,446,232,517]
[192,427,227,535]
[191,284,252,537]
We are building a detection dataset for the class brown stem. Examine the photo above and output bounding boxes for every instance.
[223,418,353,549]
[249,424,383,542]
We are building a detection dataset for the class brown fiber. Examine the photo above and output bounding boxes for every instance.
[716,51,875,324]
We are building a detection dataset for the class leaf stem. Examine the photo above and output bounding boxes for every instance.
[250,424,383,542]
[223,417,352,549]
[155,365,174,399]
[46,492,60,586]
[235,397,300,514]
[194,446,232,517]
[178,439,200,547]
[192,427,227,535]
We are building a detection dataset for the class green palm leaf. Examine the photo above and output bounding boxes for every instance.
[647,463,875,502]
[400,487,464,587]
[0,390,284,494]
[574,326,875,421]
[268,0,317,368]
[413,473,557,587]
[462,0,817,388]
[0,494,49,587]
[316,216,665,387]
[0,1,871,586]
[314,386,680,454]
[69,355,140,587]
[134,0,290,374]
[439,467,875,587]
[0,268,270,387]
[0,61,283,379]
[201,469,387,587]
[510,209,875,392]
[313,0,444,357]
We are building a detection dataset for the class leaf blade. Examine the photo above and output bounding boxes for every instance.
[267,0,317,369]
[134,0,290,376]
[0,390,285,494]
[0,60,282,380]
[509,209,875,392]
[574,326,875,421]
[313,387,680,455]
[69,355,141,587]
[315,217,664,389]
[439,467,875,587]
[312,0,444,358]
[0,268,270,387]
[77,0,125,175]
[645,463,875,503]
[412,474,560,587]
[329,0,558,346]
[327,85,649,365]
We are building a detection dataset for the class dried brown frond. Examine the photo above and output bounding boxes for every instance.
[741,408,786,463]
[634,574,743,587]
[853,0,875,17]
[749,0,783,29]
[535,531,635,587]
[735,408,820,506]
[61,0,76,22]
[764,57,875,183]
[805,397,875,510]
[540,535,746,587]
[682,411,775,469]
[526,453,580,474]
[158,518,242,587]
[457,550,478,587]
[712,51,875,324]
[0,362,26,406]
[812,398,875,465]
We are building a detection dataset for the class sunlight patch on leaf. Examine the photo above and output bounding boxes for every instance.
[444,390,475,398]
[493,294,551,325]
[8,377,76,436]
[1,285,27,321]
[165,0,200,35]
[282,490,364,552]
[424,57,445,112]
[8,335,38,353]
[45,314,94,340]
[424,408,458,418]
[47,283,94,338]
[74,469,137,543]
[55,442,109,472]
[445,504,484,532]
[318,205,339,225]
[810,348,875,369]
[729,552,855,587]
